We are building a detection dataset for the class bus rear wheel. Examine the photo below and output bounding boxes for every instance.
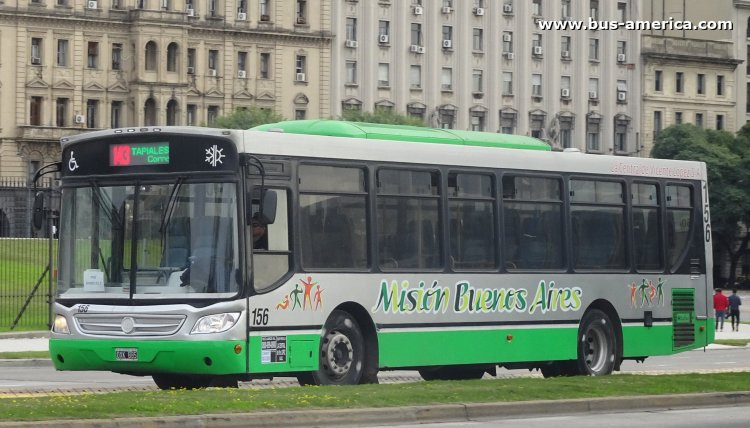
[575,309,617,376]
[297,310,365,386]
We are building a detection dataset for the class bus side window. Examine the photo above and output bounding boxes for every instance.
[252,188,291,291]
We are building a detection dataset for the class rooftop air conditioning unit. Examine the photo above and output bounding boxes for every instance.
[345,40,359,48]
[442,40,452,49]
[413,6,423,15]
[561,50,570,58]
[237,12,247,20]
[186,8,195,16]
[561,88,570,98]
[296,72,306,81]
[417,46,425,54]
[589,91,598,99]
[473,7,484,16]
[504,52,514,59]
[87,0,97,8]
[441,6,451,14]
[237,70,246,78]
[503,33,512,42]
[533,46,543,55]
[31,56,41,65]
[617,91,627,101]
[74,114,85,124]
[410,44,420,53]
[208,69,217,77]
[379,34,389,44]
[617,53,626,62]
[503,4,512,13]
[187,66,194,74]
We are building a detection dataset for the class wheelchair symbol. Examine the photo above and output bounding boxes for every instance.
[68,151,79,171]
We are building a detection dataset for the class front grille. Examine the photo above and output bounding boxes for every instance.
[672,288,695,349]
[75,313,186,336]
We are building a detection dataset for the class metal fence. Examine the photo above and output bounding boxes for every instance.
[0,177,59,330]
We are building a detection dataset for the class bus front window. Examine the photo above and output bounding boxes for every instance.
[57,181,240,299]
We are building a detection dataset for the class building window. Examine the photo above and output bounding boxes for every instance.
[503,31,513,53]
[260,0,269,19]
[653,111,662,136]
[590,0,599,20]
[238,51,247,74]
[112,43,122,70]
[56,98,68,127]
[346,17,357,41]
[472,69,483,94]
[561,36,571,58]
[695,112,703,128]
[502,72,513,95]
[438,105,455,129]
[31,38,42,65]
[531,73,542,97]
[208,0,217,16]
[616,80,627,103]
[30,96,43,126]
[207,105,219,125]
[379,20,390,38]
[616,41,626,59]
[86,42,99,68]
[187,104,197,125]
[111,101,122,128]
[500,110,517,134]
[472,28,483,51]
[167,43,178,72]
[410,65,421,89]
[345,60,357,85]
[697,74,705,95]
[561,75,571,99]
[86,99,98,128]
[411,23,422,46]
[441,67,452,91]
[187,48,196,73]
[675,72,684,93]
[675,111,683,124]
[561,0,571,18]
[296,0,306,23]
[717,75,725,96]
[532,0,541,15]
[559,115,574,148]
[529,112,545,139]
[589,38,599,61]
[260,52,270,79]
[407,102,426,121]
[296,55,307,80]
[208,49,218,71]
[378,63,390,87]
[655,70,662,91]
[586,114,601,151]
[145,41,157,71]
[470,111,486,131]
[442,26,453,46]
[716,114,724,130]
[589,78,599,99]
[617,1,627,22]
[614,115,630,153]
[295,109,306,120]
[57,39,68,67]
[532,33,542,56]
[144,99,156,126]
[166,100,178,126]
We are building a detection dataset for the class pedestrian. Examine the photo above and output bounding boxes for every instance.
[713,288,729,331]
[728,288,742,332]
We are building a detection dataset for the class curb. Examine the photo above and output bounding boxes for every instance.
[0,359,52,368]
[0,331,49,340]
[1,391,749,427]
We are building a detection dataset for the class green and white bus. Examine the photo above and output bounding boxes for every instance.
[46,120,713,388]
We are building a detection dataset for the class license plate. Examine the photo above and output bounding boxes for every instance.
[115,348,138,361]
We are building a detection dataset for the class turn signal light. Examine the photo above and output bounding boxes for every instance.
[234,344,243,354]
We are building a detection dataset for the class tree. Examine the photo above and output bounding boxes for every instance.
[652,124,750,286]
[210,107,284,129]
[340,108,427,127]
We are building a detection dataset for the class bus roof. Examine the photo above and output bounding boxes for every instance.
[251,120,551,151]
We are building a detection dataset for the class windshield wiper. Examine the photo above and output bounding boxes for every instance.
[159,177,186,266]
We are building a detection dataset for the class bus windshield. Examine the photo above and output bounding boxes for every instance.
[57,180,240,300]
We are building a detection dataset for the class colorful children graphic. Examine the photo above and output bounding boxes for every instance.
[276,277,324,311]
[629,277,665,308]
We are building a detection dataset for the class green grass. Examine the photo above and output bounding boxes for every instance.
[0,239,55,330]
[714,339,750,347]
[2,373,750,422]
[0,351,48,359]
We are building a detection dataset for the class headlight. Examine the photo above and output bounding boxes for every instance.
[191,313,240,334]
[52,314,70,334]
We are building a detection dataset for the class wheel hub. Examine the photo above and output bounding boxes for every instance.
[323,331,353,376]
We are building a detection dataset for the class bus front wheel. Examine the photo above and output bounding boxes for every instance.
[576,309,617,376]
[298,310,365,386]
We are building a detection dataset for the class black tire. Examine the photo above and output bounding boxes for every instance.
[297,310,365,386]
[575,309,617,376]
[418,366,486,381]
[539,361,577,378]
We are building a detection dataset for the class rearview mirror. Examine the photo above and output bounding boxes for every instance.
[247,189,277,225]
[261,190,277,225]
[32,191,45,230]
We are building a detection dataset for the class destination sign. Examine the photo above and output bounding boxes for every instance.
[110,143,170,166]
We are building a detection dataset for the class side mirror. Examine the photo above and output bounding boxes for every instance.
[261,190,277,225]
[32,191,45,231]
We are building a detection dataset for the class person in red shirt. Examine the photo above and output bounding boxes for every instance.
[713,288,730,331]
